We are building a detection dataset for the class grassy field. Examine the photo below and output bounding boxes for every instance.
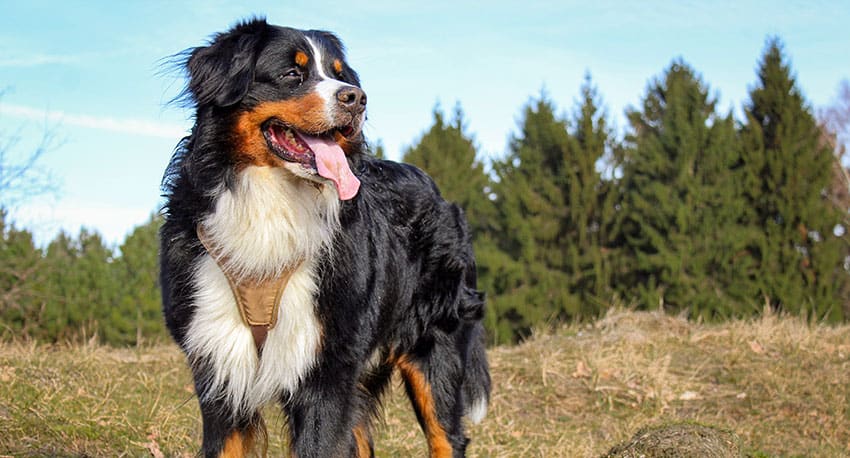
[1,309,849,457]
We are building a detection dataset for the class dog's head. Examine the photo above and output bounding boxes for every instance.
[183,18,364,200]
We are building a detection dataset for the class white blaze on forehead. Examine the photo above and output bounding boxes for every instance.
[306,36,355,114]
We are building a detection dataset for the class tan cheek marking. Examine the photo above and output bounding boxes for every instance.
[396,356,453,458]
[233,113,281,169]
[232,95,330,168]
[333,59,343,74]
[295,51,309,67]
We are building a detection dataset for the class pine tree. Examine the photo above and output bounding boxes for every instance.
[112,215,166,345]
[0,210,44,338]
[563,74,617,311]
[38,231,74,340]
[77,230,119,342]
[368,139,386,159]
[40,228,118,342]
[490,93,576,342]
[402,103,496,236]
[615,60,752,317]
[740,38,849,319]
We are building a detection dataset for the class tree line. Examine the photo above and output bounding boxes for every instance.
[0,213,163,345]
[403,39,849,344]
[1,38,848,346]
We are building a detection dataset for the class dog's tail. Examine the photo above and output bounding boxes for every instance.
[459,287,491,425]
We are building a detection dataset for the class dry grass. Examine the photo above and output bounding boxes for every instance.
[1,309,849,457]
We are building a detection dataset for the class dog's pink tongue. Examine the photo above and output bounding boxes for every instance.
[296,133,360,200]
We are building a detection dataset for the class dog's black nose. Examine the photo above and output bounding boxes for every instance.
[336,86,367,114]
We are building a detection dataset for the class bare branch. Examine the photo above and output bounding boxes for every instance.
[818,80,850,221]
[819,79,850,161]
[0,93,60,209]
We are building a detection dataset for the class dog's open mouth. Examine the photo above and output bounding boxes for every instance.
[262,120,360,200]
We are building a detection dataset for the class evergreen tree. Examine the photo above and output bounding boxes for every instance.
[112,214,166,345]
[402,104,496,236]
[39,231,81,341]
[615,60,753,317]
[740,39,849,319]
[0,210,44,338]
[490,93,576,342]
[368,139,386,159]
[562,74,617,310]
[40,228,117,342]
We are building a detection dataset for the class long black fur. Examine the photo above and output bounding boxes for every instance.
[160,18,490,457]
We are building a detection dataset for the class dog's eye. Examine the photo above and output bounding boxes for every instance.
[280,69,303,82]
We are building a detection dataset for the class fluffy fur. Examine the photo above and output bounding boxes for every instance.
[160,18,490,458]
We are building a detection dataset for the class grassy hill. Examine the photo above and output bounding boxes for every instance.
[1,309,848,457]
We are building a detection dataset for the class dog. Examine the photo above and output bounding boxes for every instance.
[160,18,490,458]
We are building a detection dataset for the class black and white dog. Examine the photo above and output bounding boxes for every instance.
[160,18,490,457]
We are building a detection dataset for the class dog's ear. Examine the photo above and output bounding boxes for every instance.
[186,19,267,107]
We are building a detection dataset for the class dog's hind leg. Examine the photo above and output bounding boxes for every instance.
[459,321,490,425]
[396,332,469,458]
[350,362,393,458]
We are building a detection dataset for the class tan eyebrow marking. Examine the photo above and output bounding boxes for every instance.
[295,51,309,67]
[333,59,343,74]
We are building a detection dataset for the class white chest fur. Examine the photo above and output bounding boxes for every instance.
[183,166,339,414]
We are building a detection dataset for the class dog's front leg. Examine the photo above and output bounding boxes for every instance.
[197,394,262,458]
[285,371,361,458]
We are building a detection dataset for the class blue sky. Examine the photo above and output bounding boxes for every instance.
[1,1,848,247]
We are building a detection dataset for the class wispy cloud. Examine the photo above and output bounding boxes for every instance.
[0,48,129,68]
[0,103,187,139]
[0,53,81,67]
